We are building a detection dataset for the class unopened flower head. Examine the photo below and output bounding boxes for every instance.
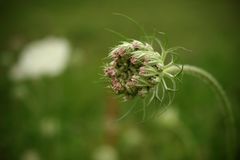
[104,39,182,102]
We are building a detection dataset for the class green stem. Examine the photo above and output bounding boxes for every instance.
[167,64,236,159]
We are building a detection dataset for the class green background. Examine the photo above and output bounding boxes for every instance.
[0,0,239,159]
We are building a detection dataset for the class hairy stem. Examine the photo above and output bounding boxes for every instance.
[167,64,236,159]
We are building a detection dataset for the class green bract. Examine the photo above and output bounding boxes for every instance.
[104,39,182,102]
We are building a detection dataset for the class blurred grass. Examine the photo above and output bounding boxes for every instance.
[0,0,240,159]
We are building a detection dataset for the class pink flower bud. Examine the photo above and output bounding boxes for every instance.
[111,50,117,57]
[130,57,137,64]
[104,67,116,77]
[118,47,126,57]
[132,41,141,50]
[139,66,146,75]
[112,79,123,93]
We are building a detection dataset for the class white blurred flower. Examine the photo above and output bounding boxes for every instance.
[93,145,118,160]
[21,149,40,160]
[40,118,60,137]
[10,37,71,80]
[156,107,180,127]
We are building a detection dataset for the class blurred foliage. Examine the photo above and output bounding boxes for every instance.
[0,0,239,159]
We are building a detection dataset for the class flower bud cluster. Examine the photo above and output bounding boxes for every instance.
[104,40,165,99]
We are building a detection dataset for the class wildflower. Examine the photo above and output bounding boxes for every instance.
[130,56,137,64]
[118,47,126,57]
[111,78,123,93]
[132,40,142,50]
[103,39,181,101]
[10,37,71,80]
[139,66,146,75]
[104,67,116,77]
